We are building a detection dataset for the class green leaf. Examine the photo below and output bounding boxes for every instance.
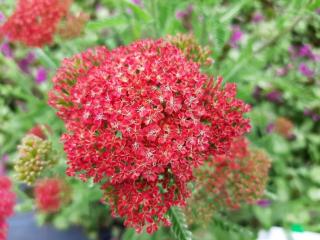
[126,2,152,22]
[310,166,320,184]
[212,214,254,238]
[34,48,58,70]
[220,0,248,23]
[308,188,320,201]
[15,200,34,212]
[212,19,227,53]
[86,16,128,30]
[122,229,137,240]
[168,207,192,240]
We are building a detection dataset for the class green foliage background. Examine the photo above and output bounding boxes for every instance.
[0,0,319,239]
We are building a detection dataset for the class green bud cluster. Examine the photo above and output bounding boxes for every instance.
[15,134,57,185]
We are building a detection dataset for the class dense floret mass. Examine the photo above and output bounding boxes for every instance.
[0,177,16,240]
[15,134,57,185]
[186,137,271,224]
[34,178,70,213]
[49,39,251,232]
[0,0,72,47]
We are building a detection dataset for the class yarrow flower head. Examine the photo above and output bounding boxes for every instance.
[15,130,57,185]
[0,176,16,240]
[186,138,270,224]
[0,0,72,47]
[49,39,251,233]
[34,178,70,213]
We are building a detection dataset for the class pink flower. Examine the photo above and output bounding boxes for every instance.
[175,5,193,20]
[299,63,314,78]
[0,42,12,58]
[230,26,243,48]
[0,176,16,240]
[35,67,48,84]
[18,52,36,73]
[252,12,264,23]
[131,0,143,6]
[0,11,5,23]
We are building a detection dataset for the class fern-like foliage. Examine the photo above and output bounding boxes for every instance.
[212,213,254,239]
[168,207,193,240]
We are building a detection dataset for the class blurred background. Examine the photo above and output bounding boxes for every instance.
[0,0,319,239]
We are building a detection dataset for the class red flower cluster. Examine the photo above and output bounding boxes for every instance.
[0,176,16,240]
[49,39,250,233]
[34,178,70,213]
[27,124,51,140]
[0,0,72,47]
[193,137,270,213]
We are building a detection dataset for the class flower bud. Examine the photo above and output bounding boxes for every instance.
[15,135,57,185]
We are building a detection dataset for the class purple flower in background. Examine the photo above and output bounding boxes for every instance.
[298,44,319,62]
[256,199,271,208]
[0,42,13,58]
[0,11,5,23]
[18,59,31,73]
[230,25,243,48]
[18,52,36,73]
[131,0,143,7]
[176,10,186,20]
[299,63,314,78]
[313,54,320,62]
[252,12,264,23]
[0,154,8,175]
[290,44,320,62]
[276,63,293,77]
[299,44,313,58]
[266,90,283,104]
[266,123,275,133]
[35,67,48,84]
[312,113,320,122]
[276,67,288,77]
[316,8,320,14]
[304,108,312,116]
[26,52,36,63]
[176,4,193,20]
[126,8,133,14]
[2,154,9,163]
[0,163,4,175]
[252,86,263,100]
[288,46,298,59]
[304,108,320,122]
[175,4,193,31]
